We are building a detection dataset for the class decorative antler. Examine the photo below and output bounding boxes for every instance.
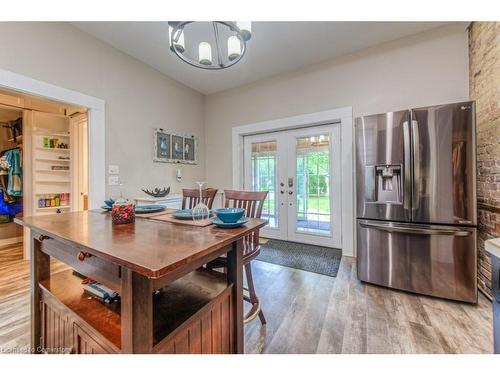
[141,186,170,198]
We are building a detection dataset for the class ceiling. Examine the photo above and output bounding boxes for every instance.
[72,22,451,95]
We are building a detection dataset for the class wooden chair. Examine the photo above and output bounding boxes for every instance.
[208,189,268,325]
[181,188,218,209]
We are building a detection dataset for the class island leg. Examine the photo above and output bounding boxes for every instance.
[226,238,244,354]
[30,233,50,353]
[121,268,153,353]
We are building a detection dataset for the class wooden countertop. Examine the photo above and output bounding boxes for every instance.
[485,237,500,259]
[16,211,266,278]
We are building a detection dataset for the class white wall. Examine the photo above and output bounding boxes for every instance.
[0,22,205,199]
[204,24,470,190]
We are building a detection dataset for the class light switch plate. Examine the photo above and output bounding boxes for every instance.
[108,165,119,175]
[108,176,120,186]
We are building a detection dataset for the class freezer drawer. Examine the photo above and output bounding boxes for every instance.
[356,219,477,303]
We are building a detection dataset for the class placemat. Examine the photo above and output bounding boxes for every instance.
[137,208,213,227]
[135,208,173,219]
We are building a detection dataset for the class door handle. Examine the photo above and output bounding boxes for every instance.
[402,120,411,211]
[359,221,472,237]
[411,118,420,210]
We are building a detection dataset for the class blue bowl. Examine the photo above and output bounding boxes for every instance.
[215,208,245,223]
[104,198,115,207]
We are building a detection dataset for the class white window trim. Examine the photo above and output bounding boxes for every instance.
[231,107,355,257]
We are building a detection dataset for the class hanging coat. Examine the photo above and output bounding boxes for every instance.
[5,148,22,197]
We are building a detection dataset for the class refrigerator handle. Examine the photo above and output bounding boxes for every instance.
[402,120,411,211]
[411,118,420,210]
[359,221,473,237]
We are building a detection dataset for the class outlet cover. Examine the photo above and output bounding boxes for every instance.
[108,165,119,175]
[108,176,120,186]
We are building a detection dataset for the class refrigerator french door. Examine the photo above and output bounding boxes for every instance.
[355,101,477,303]
[243,124,342,248]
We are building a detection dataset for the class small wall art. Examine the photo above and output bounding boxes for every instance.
[153,128,197,164]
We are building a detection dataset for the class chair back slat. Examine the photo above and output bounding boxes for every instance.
[224,190,268,256]
[182,188,218,209]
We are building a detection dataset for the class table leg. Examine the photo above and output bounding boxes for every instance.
[30,232,50,353]
[121,268,153,353]
[226,238,243,354]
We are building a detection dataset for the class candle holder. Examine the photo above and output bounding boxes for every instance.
[112,200,135,225]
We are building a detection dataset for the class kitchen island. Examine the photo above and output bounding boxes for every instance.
[15,211,266,354]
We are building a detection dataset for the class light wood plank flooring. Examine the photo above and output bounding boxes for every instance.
[244,257,493,354]
[0,245,493,354]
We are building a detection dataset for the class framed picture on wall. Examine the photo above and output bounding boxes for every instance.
[183,136,197,164]
[153,128,171,162]
[153,128,198,164]
[171,134,184,161]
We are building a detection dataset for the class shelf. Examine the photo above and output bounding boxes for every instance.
[153,269,228,345]
[33,128,70,137]
[35,157,70,162]
[35,169,70,174]
[39,268,229,350]
[35,192,70,195]
[35,180,71,184]
[36,147,70,152]
[39,270,121,349]
[36,205,71,211]
[34,133,70,138]
[7,135,22,143]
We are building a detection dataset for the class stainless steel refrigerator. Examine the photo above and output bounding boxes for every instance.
[355,101,477,303]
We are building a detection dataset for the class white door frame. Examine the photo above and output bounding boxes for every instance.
[0,68,106,258]
[243,124,342,248]
[232,107,355,257]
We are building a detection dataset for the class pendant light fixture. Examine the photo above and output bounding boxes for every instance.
[168,21,252,70]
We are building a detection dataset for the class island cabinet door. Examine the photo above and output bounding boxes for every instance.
[40,291,72,354]
[72,323,110,354]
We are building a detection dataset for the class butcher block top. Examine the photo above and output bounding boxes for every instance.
[16,211,266,278]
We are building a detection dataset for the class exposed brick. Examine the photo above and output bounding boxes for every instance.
[469,22,500,300]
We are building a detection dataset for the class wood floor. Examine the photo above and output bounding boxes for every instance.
[0,244,493,354]
[244,257,493,354]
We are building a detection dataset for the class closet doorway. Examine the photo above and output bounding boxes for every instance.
[0,104,24,248]
[0,87,89,260]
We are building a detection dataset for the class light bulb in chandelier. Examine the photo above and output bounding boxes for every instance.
[168,25,185,53]
[227,36,241,61]
[198,42,212,66]
[236,22,252,41]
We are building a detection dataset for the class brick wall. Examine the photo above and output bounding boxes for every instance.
[469,22,500,299]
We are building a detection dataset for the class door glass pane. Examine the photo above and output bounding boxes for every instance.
[250,141,277,228]
[295,134,331,235]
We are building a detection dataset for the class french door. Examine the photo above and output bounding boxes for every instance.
[243,124,341,248]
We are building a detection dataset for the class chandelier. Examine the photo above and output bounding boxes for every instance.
[168,21,252,70]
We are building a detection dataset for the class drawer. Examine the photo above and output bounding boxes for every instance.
[39,236,121,293]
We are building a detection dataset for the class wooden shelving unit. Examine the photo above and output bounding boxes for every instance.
[31,112,74,216]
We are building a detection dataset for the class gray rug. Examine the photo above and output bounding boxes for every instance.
[256,239,342,277]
